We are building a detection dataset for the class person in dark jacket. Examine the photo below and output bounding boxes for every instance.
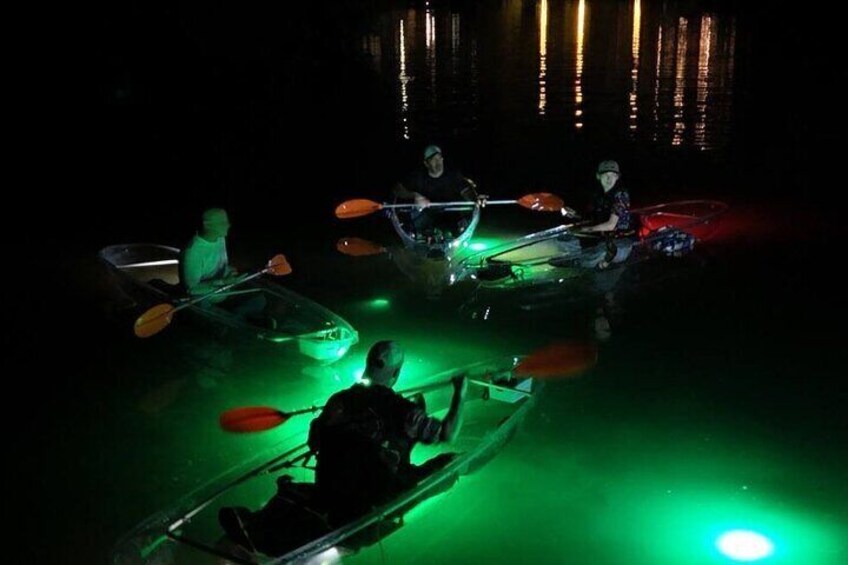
[308,340,467,521]
[559,159,635,269]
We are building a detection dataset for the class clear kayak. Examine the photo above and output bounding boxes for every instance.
[111,356,540,564]
[99,244,359,363]
[389,203,481,259]
[453,200,728,289]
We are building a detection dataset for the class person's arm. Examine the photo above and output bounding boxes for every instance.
[582,190,629,233]
[438,375,468,442]
[403,375,468,444]
[394,181,430,207]
[181,246,219,296]
[582,212,619,233]
[183,244,244,295]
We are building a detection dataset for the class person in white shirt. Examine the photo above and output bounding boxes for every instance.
[181,208,271,325]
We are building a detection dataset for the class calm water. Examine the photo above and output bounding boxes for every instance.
[13,1,846,563]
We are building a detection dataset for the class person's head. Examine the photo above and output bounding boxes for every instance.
[423,145,444,177]
[363,340,405,388]
[595,160,621,192]
[201,208,231,240]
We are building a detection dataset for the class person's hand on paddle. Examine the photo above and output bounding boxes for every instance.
[217,273,249,287]
[476,194,489,208]
[452,374,469,397]
[414,193,431,209]
[561,206,579,218]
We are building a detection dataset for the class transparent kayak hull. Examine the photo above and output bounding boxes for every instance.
[389,204,481,259]
[99,244,358,362]
[453,200,728,289]
[111,356,540,564]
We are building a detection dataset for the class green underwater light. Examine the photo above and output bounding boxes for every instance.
[716,530,774,561]
[368,298,391,309]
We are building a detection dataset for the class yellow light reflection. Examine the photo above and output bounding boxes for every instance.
[653,24,663,141]
[575,0,586,129]
[426,8,436,48]
[629,0,641,132]
[695,15,713,149]
[672,17,688,146]
[539,0,548,115]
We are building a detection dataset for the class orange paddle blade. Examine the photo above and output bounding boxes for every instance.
[134,304,176,338]
[336,237,387,257]
[517,193,565,212]
[335,199,384,219]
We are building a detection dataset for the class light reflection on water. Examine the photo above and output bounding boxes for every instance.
[359,0,736,151]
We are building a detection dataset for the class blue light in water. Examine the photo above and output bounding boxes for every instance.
[716,530,774,561]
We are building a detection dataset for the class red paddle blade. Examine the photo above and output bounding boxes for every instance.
[514,341,599,378]
[336,237,387,257]
[518,192,565,212]
[134,304,176,338]
[335,199,384,219]
[219,406,291,433]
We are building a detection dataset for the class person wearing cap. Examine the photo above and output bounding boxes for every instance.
[393,145,484,240]
[559,160,635,269]
[307,340,468,521]
[217,342,468,552]
[181,207,271,324]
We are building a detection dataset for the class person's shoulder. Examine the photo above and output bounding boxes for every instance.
[360,385,408,408]
[335,383,365,398]
[183,234,203,253]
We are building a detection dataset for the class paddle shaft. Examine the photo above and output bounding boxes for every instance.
[383,199,518,210]
[175,270,265,313]
[286,378,531,418]
[399,377,532,397]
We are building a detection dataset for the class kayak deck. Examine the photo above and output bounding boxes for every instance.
[99,244,358,362]
[111,357,539,564]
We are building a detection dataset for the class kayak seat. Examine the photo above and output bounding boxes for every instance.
[149,278,182,299]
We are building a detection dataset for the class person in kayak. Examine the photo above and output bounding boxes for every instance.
[393,144,485,242]
[180,207,271,325]
[308,339,468,521]
[558,159,635,269]
[218,341,468,555]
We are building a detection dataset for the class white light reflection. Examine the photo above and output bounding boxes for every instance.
[122,260,179,268]
[426,8,437,104]
[398,19,410,140]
